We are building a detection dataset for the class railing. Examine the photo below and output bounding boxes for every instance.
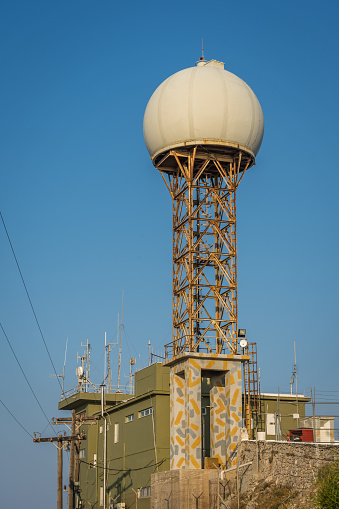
[60,382,131,401]
[164,337,235,360]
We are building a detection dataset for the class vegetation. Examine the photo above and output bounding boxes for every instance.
[314,460,339,509]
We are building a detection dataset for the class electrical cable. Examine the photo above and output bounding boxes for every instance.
[0,399,33,439]
[0,211,62,390]
[123,325,144,369]
[80,457,166,472]
[0,322,55,434]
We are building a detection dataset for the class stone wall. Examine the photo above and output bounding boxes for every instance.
[235,440,339,494]
[151,441,339,509]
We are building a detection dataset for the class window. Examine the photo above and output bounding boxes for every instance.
[79,449,85,459]
[100,425,103,434]
[125,414,134,423]
[114,422,119,443]
[139,487,151,498]
[139,407,153,418]
[100,487,103,506]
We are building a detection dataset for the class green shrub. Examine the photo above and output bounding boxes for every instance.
[315,460,339,508]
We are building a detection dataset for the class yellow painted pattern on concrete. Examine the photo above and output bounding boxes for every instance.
[189,358,201,370]
[176,397,184,405]
[188,374,201,388]
[191,399,201,415]
[216,417,225,427]
[191,423,199,432]
[205,360,216,370]
[176,436,184,447]
[215,397,226,415]
[191,436,201,449]
[176,457,185,468]
[215,453,223,465]
[231,388,240,406]
[237,369,242,379]
[176,376,184,389]
[229,373,235,385]
[231,411,241,423]
[216,431,225,441]
[231,426,238,437]
[174,411,183,426]
[190,455,200,469]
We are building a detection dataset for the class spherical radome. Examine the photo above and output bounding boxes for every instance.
[143,60,264,160]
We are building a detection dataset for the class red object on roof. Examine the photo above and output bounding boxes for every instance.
[287,427,314,442]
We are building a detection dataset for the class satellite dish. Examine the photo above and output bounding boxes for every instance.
[239,339,248,348]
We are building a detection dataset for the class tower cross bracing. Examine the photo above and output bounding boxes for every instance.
[156,146,253,358]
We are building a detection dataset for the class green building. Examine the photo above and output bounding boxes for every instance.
[59,364,310,508]
[59,363,170,509]
[259,392,311,440]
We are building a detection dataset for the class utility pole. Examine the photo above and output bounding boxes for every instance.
[51,414,98,508]
[33,431,86,509]
[57,436,63,509]
[68,410,76,509]
[74,436,80,509]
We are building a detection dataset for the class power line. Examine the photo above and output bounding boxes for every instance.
[0,322,55,434]
[80,457,166,472]
[0,211,62,390]
[0,399,33,439]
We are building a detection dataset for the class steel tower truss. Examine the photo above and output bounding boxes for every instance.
[154,145,253,358]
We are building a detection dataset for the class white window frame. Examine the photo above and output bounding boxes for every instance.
[125,414,134,423]
[138,486,151,498]
[114,422,119,443]
[139,407,153,418]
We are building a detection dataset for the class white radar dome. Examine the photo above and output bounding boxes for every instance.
[143,60,264,161]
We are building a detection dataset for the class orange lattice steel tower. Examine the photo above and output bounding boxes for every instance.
[144,59,264,469]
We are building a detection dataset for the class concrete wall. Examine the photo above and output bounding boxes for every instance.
[151,469,219,509]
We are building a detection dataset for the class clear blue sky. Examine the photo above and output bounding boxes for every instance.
[1,1,338,507]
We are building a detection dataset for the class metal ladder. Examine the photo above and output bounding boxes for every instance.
[243,342,261,438]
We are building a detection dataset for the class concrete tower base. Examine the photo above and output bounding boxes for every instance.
[167,352,248,470]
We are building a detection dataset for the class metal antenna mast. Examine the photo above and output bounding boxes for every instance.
[290,340,297,394]
[50,337,68,397]
[117,292,124,391]
[105,328,119,393]
[62,337,68,396]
